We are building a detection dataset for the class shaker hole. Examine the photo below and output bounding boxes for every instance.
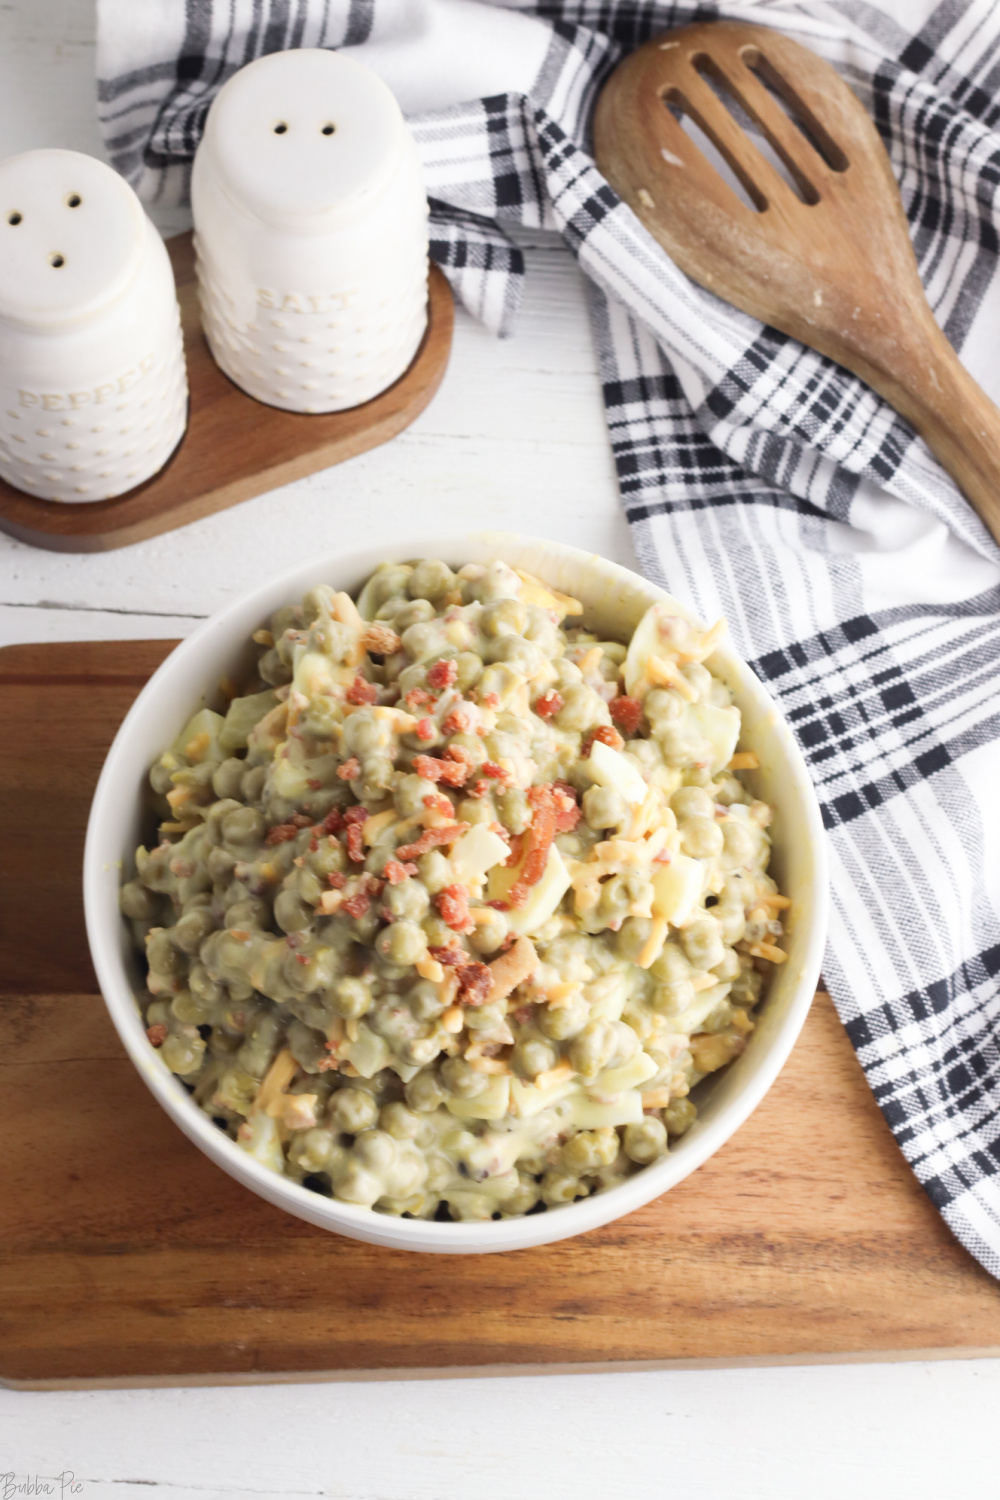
[49,253,65,268]
[6,211,22,226]
[321,123,336,135]
[66,193,82,208]
[273,121,289,135]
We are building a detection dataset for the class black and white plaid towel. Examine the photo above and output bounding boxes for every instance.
[97,0,1000,1279]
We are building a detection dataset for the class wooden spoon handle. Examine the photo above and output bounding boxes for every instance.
[865,318,1000,545]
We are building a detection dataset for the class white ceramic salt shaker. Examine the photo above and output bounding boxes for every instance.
[191,48,428,415]
[0,149,187,504]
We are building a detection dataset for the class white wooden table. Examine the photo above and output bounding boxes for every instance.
[2,4,999,1496]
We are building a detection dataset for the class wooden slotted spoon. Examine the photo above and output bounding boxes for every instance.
[593,21,1000,543]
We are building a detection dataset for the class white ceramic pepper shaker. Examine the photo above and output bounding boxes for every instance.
[0,149,187,504]
[191,48,429,415]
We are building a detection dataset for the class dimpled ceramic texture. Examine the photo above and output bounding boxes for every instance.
[191,49,429,415]
[84,533,829,1255]
[0,149,187,504]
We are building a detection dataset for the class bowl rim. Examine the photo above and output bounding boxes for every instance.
[84,530,829,1254]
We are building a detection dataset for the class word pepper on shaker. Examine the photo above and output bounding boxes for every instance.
[0,149,188,504]
[191,48,429,415]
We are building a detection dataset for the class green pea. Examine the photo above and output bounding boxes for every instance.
[274,888,313,934]
[405,1069,447,1112]
[384,879,430,922]
[331,976,372,1020]
[441,1056,489,1098]
[353,1128,397,1171]
[583,784,627,832]
[417,850,452,894]
[624,1117,667,1164]
[554,684,605,733]
[454,652,483,692]
[680,815,724,859]
[222,805,266,847]
[380,1102,420,1139]
[170,906,216,955]
[120,880,157,921]
[512,1037,557,1080]
[568,1021,616,1078]
[375,920,427,967]
[496,786,530,835]
[480,598,527,638]
[663,1097,697,1137]
[161,1031,206,1076]
[408,559,457,603]
[330,1087,378,1134]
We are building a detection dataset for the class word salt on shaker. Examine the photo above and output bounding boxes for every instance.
[0,149,187,504]
[192,48,429,415]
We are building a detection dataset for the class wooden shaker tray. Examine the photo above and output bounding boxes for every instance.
[1,639,999,1389]
[0,234,454,552]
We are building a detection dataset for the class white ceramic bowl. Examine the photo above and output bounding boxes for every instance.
[84,532,828,1253]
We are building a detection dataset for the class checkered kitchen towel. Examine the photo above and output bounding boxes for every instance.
[97,0,1000,1279]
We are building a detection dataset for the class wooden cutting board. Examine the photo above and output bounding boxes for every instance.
[1,640,998,1388]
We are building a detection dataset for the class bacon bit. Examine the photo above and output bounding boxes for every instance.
[343,805,369,825]
[441,708,471,735]
[609,695,643,735]
[489,821,511,846]
[413,753,468,787]
[513,1004,535,1025]
[383,859,419,885]
[323,807,344,834]
[346,675,378,706]
[488,898,510,912]
[533,690,563,719]
[487,935,539,1001]
[308,838,319,853]
[405,688,432,711]
[422,792,454,817]
[307,778,323,791]
[342,890,371,919]
[504,831,526,869]
[395,822,470,861]
[468,779,489,799]
[146,1023,168,1047]
[445,743,475,767]
[337,757,360,782]
[427,658,457,690]
[328,871,347,889]
[362,623,402,655]
[582,724,624,756]
[415,717,436,741]
[264,821,303,846]
[481,761,511,784]
[458,963,493,1006]
[551,780,581,832]
[436,884,475,933]
[505,785,563,908]
[345,823,365,862]
[480,691,500,710]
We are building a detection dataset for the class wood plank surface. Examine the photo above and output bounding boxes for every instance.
[1,639,998,1388]
[0,235,454,553]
